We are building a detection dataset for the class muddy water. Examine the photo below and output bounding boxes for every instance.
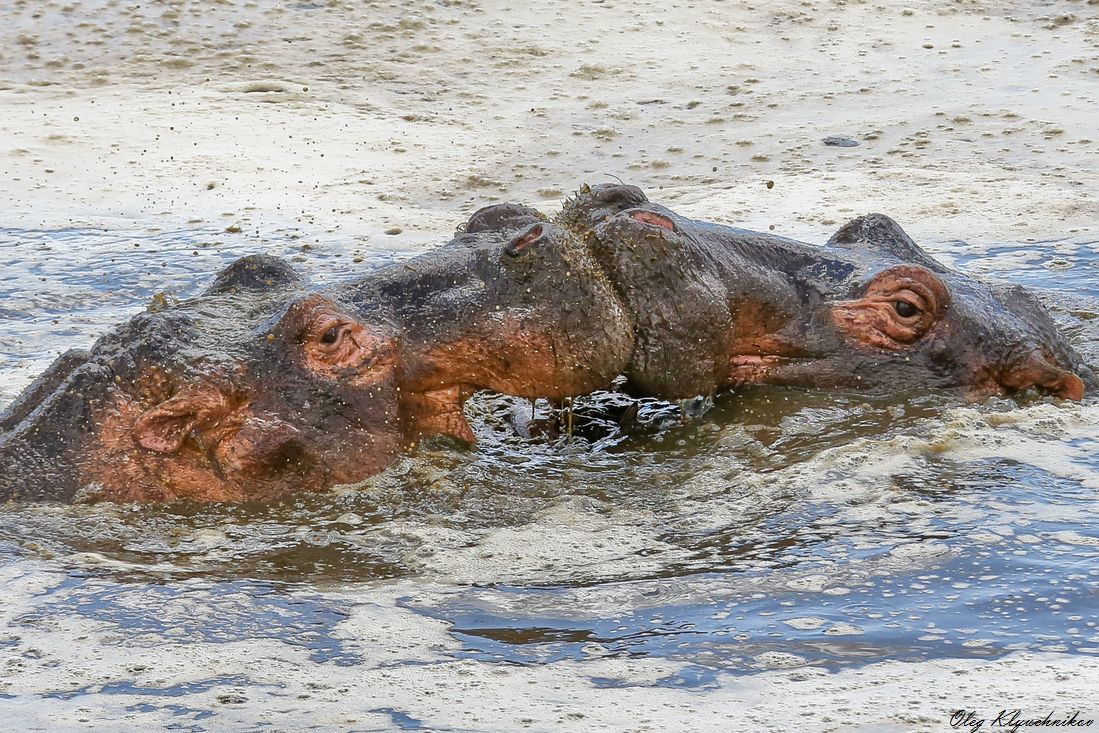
[0,224,1097,730]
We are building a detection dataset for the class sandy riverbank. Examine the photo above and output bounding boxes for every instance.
[1,0,1097,244]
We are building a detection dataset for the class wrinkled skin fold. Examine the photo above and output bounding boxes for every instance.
[0,205,632,503]
[557,183,1095,402]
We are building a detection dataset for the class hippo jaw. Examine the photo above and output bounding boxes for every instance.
[91,378,321,502]
[826,265,1087,401]
[726,254,1091,401]
[94,294,404,502]
[88,372,400,503]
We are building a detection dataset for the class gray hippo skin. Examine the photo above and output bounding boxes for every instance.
[558,183,1094,401]
[0,204,632,503]
[335,203,633,445]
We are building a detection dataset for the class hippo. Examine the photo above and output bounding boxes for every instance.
[0,204,632,503]
[558,183,1095,402]
[334,203,633,445]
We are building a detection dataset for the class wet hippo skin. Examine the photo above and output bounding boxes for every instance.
[336,203,633,446]
[0,205,632,503]
[559,183,1094,402]
[3,185,1093,504]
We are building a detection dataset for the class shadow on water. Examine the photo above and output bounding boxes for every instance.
[1,226,1099,689]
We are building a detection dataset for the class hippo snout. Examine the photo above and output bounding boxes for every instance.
[994,350,1086,401]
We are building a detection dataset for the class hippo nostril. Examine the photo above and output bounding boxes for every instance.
[505,224,544,257]
[629,210,676,231]
[266,440,314,475]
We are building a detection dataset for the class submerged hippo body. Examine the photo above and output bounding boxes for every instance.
[559,183,1094,401]
[0,205,632,503]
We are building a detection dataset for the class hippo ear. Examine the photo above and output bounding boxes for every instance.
[504,223,547,257]
[133,387,229,453]
[828,214,942,271]
[204,255,304,296]
[628,210,676,231]
[831,265,951,351]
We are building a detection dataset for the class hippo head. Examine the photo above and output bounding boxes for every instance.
[0,256,402,503]
[340,203,635,444]
[560,183,1094,402]
[820,215,1093,400]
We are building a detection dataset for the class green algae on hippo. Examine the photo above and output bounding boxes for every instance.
[558,183,1094,402]
[0,205,632,503]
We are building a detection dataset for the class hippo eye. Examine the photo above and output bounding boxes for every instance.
[833,265,948,350]
[316,322,354,351]
[893,300,919,318]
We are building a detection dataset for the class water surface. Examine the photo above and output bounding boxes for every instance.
[1,224,1097,729]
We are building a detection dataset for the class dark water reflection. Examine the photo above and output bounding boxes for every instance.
[21,575,361,666]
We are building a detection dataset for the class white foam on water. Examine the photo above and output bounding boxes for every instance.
[1,559,1097,732]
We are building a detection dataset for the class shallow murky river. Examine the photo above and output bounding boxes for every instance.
[1,223,1097,730]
